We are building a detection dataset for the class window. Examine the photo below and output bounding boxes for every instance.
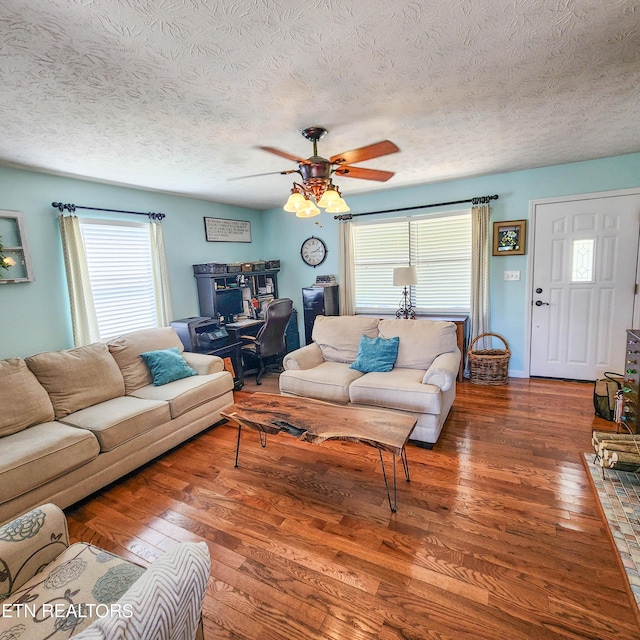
[571,238,595,283]
[352,210,471,314]
[79,219,158,340]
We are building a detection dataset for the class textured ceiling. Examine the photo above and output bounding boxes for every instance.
[0,0,639,210]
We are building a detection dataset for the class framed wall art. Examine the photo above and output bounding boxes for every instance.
[204,217,252,243]
[0,210,34,283]
[492,219,527,256]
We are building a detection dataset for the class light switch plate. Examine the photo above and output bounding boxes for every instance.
[504,270,520,281]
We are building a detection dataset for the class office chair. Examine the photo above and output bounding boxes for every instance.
[240,298,294,385]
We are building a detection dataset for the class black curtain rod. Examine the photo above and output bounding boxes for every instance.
[52,202,166,220]
[333,194,499,221]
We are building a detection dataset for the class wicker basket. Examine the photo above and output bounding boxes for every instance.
[468,332,511,385]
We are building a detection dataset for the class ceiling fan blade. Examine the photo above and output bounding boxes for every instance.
[334,166,395,182]
[330,140,399,165]
[229,169,298,181]
[259,146,309,163]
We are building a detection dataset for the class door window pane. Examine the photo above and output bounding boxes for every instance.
[571,239,594,283]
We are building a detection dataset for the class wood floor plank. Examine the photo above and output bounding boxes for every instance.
[65,376,640,639]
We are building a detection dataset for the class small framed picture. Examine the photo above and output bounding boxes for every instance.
[492,220,527,256]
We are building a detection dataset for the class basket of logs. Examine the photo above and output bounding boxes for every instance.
[468,332,511,385]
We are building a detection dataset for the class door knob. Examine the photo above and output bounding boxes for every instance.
[535,300,549,306]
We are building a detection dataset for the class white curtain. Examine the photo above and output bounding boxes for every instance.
[338,221,355,315]
[58,215,99,346]
[469,204,491,359]
[150,222,174,326]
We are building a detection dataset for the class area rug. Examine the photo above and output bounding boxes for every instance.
[582,453,640,621]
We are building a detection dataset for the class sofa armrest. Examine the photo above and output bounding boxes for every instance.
[283,343,324,370]
[422,349,461,392]
[182,351,225,375]
[0,503,69,597]
[74,541,211,640]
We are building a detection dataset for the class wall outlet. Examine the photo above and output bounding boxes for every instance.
[504,270,520,281]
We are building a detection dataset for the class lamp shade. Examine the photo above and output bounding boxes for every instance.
[393,266,418,287]
[316,187,341,209]
[283,191,306,212]
[324,196,350,213]
[295,199,320,218]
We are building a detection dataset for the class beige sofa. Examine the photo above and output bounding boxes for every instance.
[279,316,460,446]
[0,327,234,525]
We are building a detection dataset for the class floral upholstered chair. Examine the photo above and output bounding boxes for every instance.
[0,503,210,639]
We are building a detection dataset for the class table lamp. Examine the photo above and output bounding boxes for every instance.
[393,266,418,319]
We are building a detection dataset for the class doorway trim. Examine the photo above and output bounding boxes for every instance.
[524,187,640,378]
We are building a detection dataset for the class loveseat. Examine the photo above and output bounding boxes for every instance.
[0,327,234,525]
[0,502,210,639]
[279,316,460,446]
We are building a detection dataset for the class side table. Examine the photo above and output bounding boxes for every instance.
[197,341,244,390]
[418,314,469,382]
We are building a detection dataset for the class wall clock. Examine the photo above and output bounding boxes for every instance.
[300,236,327,268]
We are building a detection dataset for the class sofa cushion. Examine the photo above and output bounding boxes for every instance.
[0,358,55,437]
[108,327,185,394]
[279,362,364,404]
[0,423,100,505]
[59,396,172,452]
[129,371,233,419]
[0,542,145,639]
[25,343,125,419]
[350,335,399,373]
[378,319,457,370]
[140,347,198,386]
[349,368,443,414]
[312,315,380,363]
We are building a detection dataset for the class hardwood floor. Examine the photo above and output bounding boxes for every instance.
[66,377,640,639]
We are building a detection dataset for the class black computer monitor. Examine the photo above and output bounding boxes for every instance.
[216,288,244,323]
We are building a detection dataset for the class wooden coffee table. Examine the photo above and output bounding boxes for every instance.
[221,393,417,512]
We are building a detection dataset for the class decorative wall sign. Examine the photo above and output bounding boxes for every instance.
[204,217,252,243]
[492,219,527,256]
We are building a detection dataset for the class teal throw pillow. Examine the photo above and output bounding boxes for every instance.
[350,335,400,373]
[140,347,198,386]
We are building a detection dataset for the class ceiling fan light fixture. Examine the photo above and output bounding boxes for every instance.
[316,184,341,209]
[324,196,350,213]
[283,190,306,212]
[295,199,320,218]
[257,128,397,220]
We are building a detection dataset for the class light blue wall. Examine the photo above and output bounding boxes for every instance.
[3,154,640,367]
[0,166,264,359]
[262,153,640,375]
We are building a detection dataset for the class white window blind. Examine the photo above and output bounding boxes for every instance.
[80,219,158,341]
[352,210,471,314]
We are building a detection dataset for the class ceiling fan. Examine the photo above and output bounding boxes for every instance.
[236,127,400,217]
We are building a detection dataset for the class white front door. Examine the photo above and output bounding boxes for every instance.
[529,191,640,380]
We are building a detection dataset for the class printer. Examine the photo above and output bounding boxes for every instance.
[170,317,228,351]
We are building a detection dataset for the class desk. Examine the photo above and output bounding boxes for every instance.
[225,319,264,343]
[196,341,244,390]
